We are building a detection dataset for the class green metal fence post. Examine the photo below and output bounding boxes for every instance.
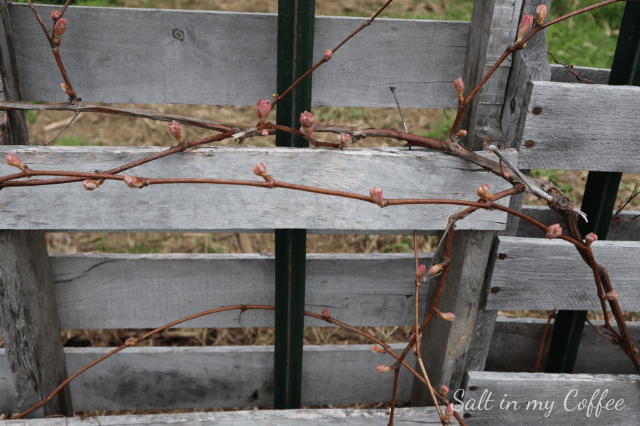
[274,0,315,409]
[544,1,640,373]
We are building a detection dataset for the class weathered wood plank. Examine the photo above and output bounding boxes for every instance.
[486,317,640,375]
[49,252,431,329]
[0,344,416,412]
[517,81,640,173]
[550,64,611,85]
[0,407,447,426]
[0,1,72,417]
[487,237,640,311]
[9,3,468,109]
[0,146,516,232]
[463,371,640,425]
[517,205,640,241]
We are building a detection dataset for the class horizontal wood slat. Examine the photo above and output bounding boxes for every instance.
[487,237,640,311]
[0,344,414,412]
[463,371,640,425]
[0,407,446,425]
[517,205,640,241]
[486,317,640,375]
[0,146,516,232]
[517,81,640,173]
[549,64,611,84]
[49,252,431,329]
[10,3,468,109]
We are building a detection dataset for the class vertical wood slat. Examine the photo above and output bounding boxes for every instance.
[0,2,72,417]
[410,0,523,405]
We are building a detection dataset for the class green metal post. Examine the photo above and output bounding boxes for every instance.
[544,2,640,373]
[274,0,315,409]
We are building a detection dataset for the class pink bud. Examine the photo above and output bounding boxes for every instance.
[605,290,618,301]
[61,83,73,96]
[438,311,455,322]
[52,18,67,45]
[453,78,464,103]
[370,345,385,354]
[340,133,351,145]
[323,49,333,61]
[503,172,511,179]
[6,153,26,171]
[253,162,271,181]
[455,130,467,137]
[261,129,269,137]
[536,5,548,26]
[585,232,598,246]
[255,97,272,122]
[299,111,317,137]
[51,10,62,20]
[444,403,455,423]
[546,223,562,239]
[517,14,533,43]
[376,365,393,373]
[322,308,330,317]
[82,179,101,190]
[441,385,449,396]
[168,121,182,140]
[429,264,443,276]
[477,184,493,201]
[369,186,385,206]
[124,174,145,188]
[416,264,426,279]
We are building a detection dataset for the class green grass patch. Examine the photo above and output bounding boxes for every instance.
[14,0,122,6]
[55,134,102,146]
[422,110,455,141]
[25,110,39,124]
[197,235,225,254]
[96,234,164,254]
[530,169,573,195]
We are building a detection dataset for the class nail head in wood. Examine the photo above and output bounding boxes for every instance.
[532,106,543,115]
[172,29,184,41]
[498,253,507,260]
[525,140,535,148]
[491,287,500,294]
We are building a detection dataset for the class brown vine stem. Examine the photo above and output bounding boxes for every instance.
[11,305,466,425]
[27,0,79,101]
[449,0,628,137]
[271,0,395,109]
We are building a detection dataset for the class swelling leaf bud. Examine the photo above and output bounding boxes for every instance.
[340,133,351,145]
[255,97,271,122]
[546,223,562,239]
[323,49,333,60]
[51,10,62,20]
[429,263,443,276]
[299,111,317,137]
[322,308,330,317]
[61,83,73,96]
[477,184,494,201]
[124,174,145,188]
[517,14,533,43]
[444,404,455,423]
[536,5,548,26]
[82,179,101,190]
[441,385,449,397]
[605,290,618,301]
[52,18,67,45]
[369,186,385,206]
[370,345,385,354]
[453,78,464,103]
[416,264,426,279]
[6,153,26,171]
[168,121,182,140]
[585,232,598,246]
[376,365,393,373]
[437,311,455,322]
[455,130,467,137]
[253,162,271,181]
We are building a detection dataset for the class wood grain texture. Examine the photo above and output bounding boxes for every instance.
[458,0,523,150]
[517,81,640,172]
[0,146,516,232]
[550,64,611,85]
[517,205,640,241]
[9,3,468,109]
[49,252,431,329]
[486,317,640,375]
[487,236,640,311]
[463,371,640,425]
[0,344,416,412]
[0,407,447,425]
[0,1,72,417]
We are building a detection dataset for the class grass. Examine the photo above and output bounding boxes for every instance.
[55,134,102,146]
[96,234,164,253]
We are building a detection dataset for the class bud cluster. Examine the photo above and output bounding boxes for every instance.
[453,78,464,103]
[256,97,271,122]
[370,186,385,207]
[299,111,317,137]
[545,223,562,239]
[253,163,271,181]
[53,18,67,46]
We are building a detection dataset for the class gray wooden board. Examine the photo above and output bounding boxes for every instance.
[49,252,432,329]
[517,205,640,241]
[0,407,449,426]
[463,371,640,425]
[0,146,516,232]
[550,64,611,85]
[517,81,640,173]
[9,3,467,109]
[487,236,640,311]
[0,344,415,412]
[485,317,640,375]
